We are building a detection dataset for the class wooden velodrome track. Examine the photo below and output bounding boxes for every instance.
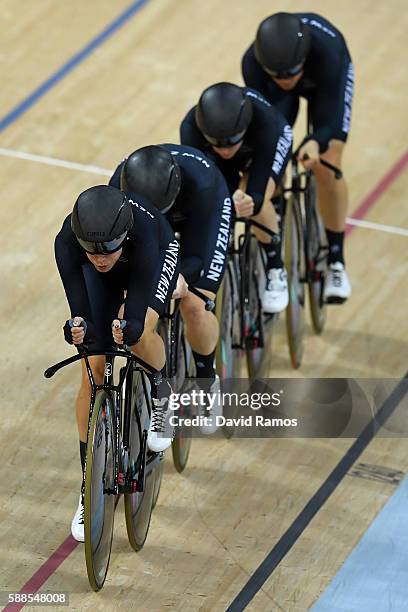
[1,1,407,610]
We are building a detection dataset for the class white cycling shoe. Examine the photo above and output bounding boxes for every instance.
[324,262,352,303]
[71,491,85,542]
[200,375,222,435]
[148,396,174,452]
[262,268,289,313]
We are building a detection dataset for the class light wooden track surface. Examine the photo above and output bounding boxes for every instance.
[0,1,407,610]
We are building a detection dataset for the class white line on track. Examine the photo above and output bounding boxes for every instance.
[345,217,408,237]
[1,146,407,237]
[0,147,112,176]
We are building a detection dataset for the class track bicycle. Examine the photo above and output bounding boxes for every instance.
[216,217,279,382]
[157,285,215,473]
[44,341,162,591]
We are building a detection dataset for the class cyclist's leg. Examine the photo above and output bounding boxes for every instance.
[180,288,221,431]
[180,288,218,362]
[310,58,354,300]
[314,139,348,237]
[251,178,280,238]
[178,172,230,380]
[130,268,177,452]
[76,356,106,442]
[130,307,165,371]
[309,58,354,260]
[251,178,289,313]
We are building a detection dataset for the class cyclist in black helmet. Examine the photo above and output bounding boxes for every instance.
[110,144,232,433]
[55,184,179,541]
[243,12,354,303]
[180,81,293,313]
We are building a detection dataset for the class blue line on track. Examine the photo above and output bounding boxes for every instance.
[226,374,408,611]
[0,0,149,133]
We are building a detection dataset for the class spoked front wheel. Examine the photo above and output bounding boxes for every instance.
[216,262,246,439]
[216,261,246,380]
[284,195,305,369]
[84,390,116,591]
[245,236,271,379]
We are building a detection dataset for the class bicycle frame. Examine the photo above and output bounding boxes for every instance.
[226,217,276,350]
[44,347,160,495]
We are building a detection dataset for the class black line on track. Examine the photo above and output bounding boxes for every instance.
[226,373,408,611]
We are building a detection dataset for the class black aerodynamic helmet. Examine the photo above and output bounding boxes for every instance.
[121,145,182,214]
[254,13,311,78]
[195,82,253,147]
[71,185,133,254]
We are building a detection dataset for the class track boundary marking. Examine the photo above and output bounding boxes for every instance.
[0,0,150,133]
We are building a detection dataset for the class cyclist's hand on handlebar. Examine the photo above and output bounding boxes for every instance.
[64,316,86,345]
[112,318,141,346]
[172,273,188,299]
[112,319,124,345]
[298,139,320,169]
[233,189,254,217]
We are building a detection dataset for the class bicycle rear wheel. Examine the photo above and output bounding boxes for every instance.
[124,370,157,551]
[84,390,116,591]
[284,195,305,369]
[152,459,164,508]
[306,175,327,334]
[172,331,194,473]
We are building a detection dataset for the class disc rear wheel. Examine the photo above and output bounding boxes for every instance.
[124,371,156,551]
[284,196,305,369]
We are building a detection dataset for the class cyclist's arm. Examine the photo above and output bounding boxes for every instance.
[181,181,232,292]
[54,225,94,324]
[308,63,348,152]
[246,122,292,206]
[125,234,179,342]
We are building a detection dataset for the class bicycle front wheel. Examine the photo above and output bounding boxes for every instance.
[84,390,116,591]
[172,332,193,473]
[245,236,270,379]
[284,195,305,369]
[306,175,327,334]
[216,261,246,380]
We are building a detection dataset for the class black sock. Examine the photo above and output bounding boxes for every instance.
[79,440,87,474]
[151,374,172,403]
[261,234,283,269]
[193,350,216,379]
[325,229,345,265]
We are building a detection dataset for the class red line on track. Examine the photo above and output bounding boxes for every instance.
[2,537,78,612]
[3,149,408,610]
[346,149,408,235]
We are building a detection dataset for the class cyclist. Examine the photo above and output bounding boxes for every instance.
[55,184,179,541]
[242,12,354,303]
[180,82,292,313]
[110,144,232,432]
